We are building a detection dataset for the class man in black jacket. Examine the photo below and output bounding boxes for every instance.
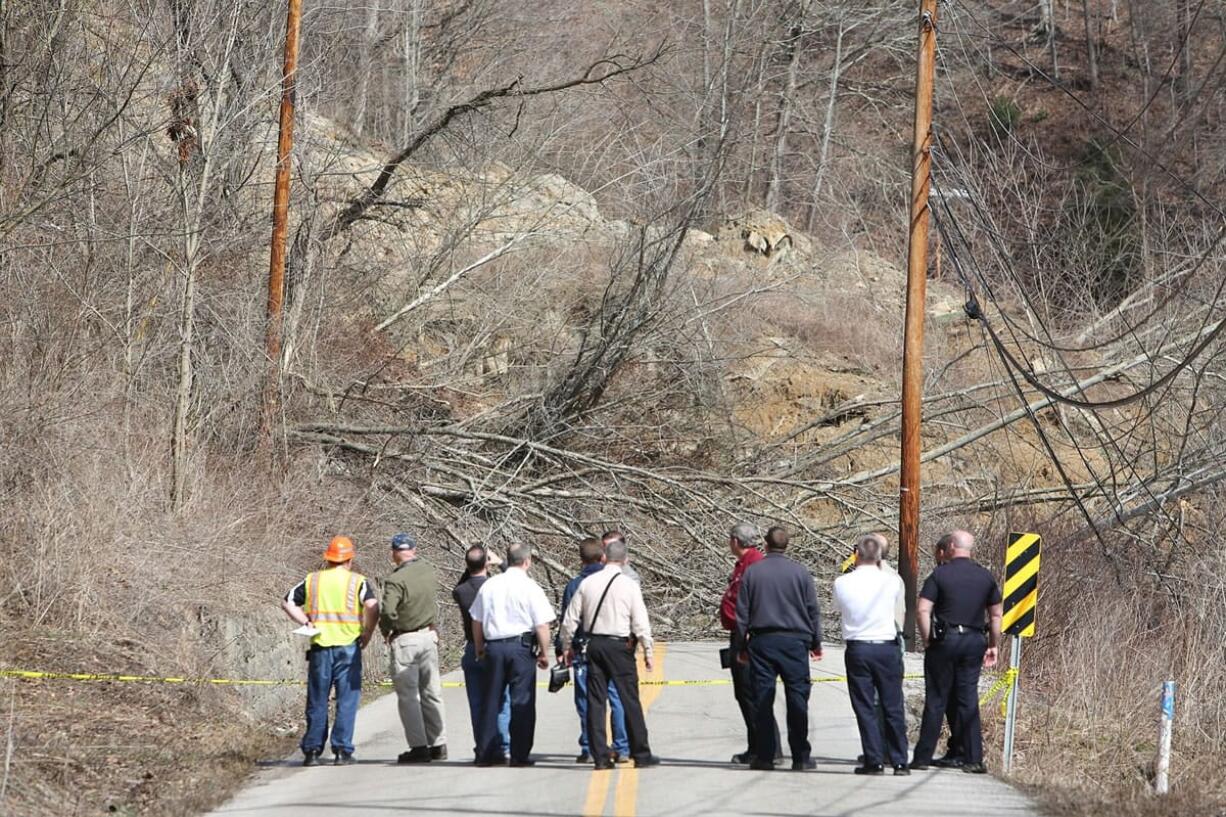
[735,527,823,772]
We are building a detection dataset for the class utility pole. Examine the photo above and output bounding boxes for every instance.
[899,0,938,649]
[262,0,303,446]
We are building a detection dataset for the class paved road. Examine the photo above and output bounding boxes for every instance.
[209,642,1038,817]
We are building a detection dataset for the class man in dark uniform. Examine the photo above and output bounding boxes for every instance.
[451,545,510,759]
[910,530,1003,774]
[931,535,965,768]
[735,526,823,772]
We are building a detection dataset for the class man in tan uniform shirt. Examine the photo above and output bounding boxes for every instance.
[560,538,661,770]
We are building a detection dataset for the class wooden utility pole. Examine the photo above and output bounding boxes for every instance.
[262,0,303,444]
[899,0,938,649]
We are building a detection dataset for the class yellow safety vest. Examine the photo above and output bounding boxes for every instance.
[304,567,365,647]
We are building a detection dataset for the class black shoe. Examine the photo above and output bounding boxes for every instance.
[893,765,911,776]
[398,747,432,764]
[576,752,593,763]
[854,764,885,775]
[475,755,507,767]
[334,752,355,766]
[908,760,930,771]
[635,755,661,768]
[593,758,615,770]
[856,754,865,764]
[749,760,775,771]
[934,756,965,769]
[509,758,536,767]
[731,751,756,764]
[430,745,448,761]
[962,762,988,774]
[792,758,817,771]
[302,751,321,767]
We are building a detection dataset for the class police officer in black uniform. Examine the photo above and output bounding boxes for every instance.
[910,530,1003,774]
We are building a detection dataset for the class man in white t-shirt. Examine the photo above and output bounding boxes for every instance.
[833,533,909,776]
[468,543,556,767]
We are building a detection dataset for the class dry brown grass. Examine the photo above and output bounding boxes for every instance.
[968,512,1226,817]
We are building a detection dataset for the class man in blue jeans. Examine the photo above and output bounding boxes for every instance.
[281,536,380,766]
[452,545,510,757]
[556,538,630,763]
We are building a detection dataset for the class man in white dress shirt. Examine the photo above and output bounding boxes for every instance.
[468,543,555,767]
[833,532,909,776]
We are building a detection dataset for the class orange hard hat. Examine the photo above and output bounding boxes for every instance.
[323,536,355,563]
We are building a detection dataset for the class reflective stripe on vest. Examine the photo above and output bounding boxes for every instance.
[304,568,364,647]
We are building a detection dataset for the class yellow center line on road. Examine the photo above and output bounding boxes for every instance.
[581,642,669,817]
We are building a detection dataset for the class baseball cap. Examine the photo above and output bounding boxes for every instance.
[391,532,417,551]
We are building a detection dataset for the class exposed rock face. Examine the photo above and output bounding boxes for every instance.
[281,112,970,448]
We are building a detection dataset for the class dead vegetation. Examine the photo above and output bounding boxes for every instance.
[2,0,1226,815]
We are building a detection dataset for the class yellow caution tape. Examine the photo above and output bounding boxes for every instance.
[0,669,302,686]
[977,667,1018,718]
[2,668,923,689]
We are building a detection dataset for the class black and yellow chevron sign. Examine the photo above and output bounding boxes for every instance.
[1002,532,1041,637]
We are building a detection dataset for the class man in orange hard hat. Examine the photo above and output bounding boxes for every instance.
[281,536,380,766]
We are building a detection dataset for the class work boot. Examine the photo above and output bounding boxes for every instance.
[302,751,321,767]
[334,752,356,766]
[398,747,432,764]
[430,745,448,761]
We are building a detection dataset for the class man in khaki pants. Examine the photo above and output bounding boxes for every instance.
[380,532,447,763]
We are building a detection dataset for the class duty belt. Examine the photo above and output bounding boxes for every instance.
[947,624,987,634]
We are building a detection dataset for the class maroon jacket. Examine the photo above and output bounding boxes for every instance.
[720,547,765,630]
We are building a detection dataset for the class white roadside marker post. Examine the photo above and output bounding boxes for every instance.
[1155,680,1176,794]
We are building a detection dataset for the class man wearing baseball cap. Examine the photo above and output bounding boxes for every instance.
[380,531,448,763]
[281,536,380,766]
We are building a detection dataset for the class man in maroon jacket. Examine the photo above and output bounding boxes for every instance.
[721,522,780,765]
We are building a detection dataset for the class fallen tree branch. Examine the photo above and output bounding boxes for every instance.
[373,231,538,331]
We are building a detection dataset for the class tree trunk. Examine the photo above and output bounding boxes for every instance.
[401,0,422,143]
[168,0,242,509]
[741,47,768,202]
[1039,0,1059,79]
[808,21,844,231]
[765,4,807,214]
[170,168,197,510]
[1082,0,1098,93]
[354,1,379,134]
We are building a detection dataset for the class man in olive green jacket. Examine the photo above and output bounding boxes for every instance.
[380,531,447,763]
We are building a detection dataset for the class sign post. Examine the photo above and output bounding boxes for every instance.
[1155,681,1176,794]
[1000,532,1041,774]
